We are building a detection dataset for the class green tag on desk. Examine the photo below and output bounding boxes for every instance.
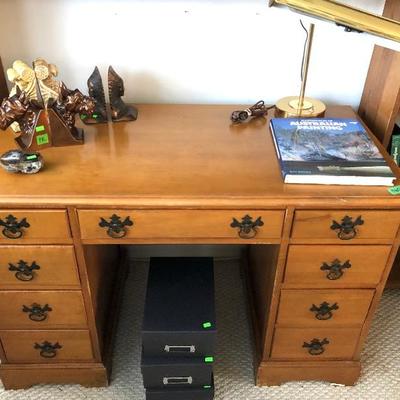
[388,186,400,195]
[35,125,45,133]
[36,133,49,145]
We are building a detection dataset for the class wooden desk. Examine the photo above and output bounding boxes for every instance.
[0,104,399,389]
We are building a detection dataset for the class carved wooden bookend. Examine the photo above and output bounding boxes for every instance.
[81,66,108,124]
[108,66,138,122]
[0,58,95,151]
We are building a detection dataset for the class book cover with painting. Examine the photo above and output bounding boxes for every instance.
[269,118,395,186]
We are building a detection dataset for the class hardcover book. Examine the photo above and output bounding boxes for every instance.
[270,118,395,186]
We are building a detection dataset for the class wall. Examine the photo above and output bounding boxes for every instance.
[0,0,385,108]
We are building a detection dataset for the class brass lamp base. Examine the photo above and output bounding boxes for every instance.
[275,96,326,118]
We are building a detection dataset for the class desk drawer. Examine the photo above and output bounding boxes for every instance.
[0,291,87,329]
[0,210,70,241]
[0,330,94,363]
[0,246,80,289]
[271,327,360,360]
[284,245,391,287]
[78,209,284,241]
[276,289,374,327]
[291,210,400,241]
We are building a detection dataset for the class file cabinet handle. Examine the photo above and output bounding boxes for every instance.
[163,376,193,385]
[310,302,339,320]
[34,341,62,358]
[330,215,364,240]
[0,214,30,239]
[320,258,351,280]
[99,214,133,238]
[230,215,264,239]
[23,303,52,322]
[8,260,40,281]
[302,338,329,356]
[164,345,196,353]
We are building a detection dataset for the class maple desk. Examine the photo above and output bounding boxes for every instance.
[0,105,399,390]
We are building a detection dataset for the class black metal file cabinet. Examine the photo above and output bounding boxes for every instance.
[141,257,216,400]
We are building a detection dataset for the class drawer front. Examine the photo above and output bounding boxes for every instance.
[277,289,374,327]
[284,245,391,287]
[78,209,285,241]
[0,291,87,329]
[0,330,94,363]
[0,210,70,241]
[0,246,80,289]
[292,210,400,240]
[271,327,360,360]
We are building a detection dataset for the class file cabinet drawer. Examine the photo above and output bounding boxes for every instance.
[0,210,71,241]
[271,327,360,360]
[0,330,94,363]
[78,209,284,241]
[276,289,374,327]
[0,291,87,329]
[291,210,400,241]
[284,245,391,287]
[0,246,80,289]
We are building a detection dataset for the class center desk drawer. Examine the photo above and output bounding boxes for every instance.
[0,330,94,363]
[292,210,400,240]
[78,209,284,240]
[0,291,87,329]
[0,210,70,241]
[0,246,80,289]
[276,289,374,327]
[284,245,391,287]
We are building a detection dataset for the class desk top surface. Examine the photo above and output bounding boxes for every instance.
[0,104,398,208]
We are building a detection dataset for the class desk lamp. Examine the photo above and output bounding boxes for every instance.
[268,0,400,118]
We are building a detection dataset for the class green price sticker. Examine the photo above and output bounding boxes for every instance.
[26,155,38,160]
[202,322,212,329]
[35,125,45,133]
[204,356,214,363]
[388,186,400,195]
[203,385,211,389]
[92,114,98,119]
[36,133,49,146]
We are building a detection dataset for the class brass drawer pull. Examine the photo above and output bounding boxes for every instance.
[330,215,364,240]
[310,302,339,320]
[23,303,52,322]
[230,214,264,239]
[0,214,30,239]
[99,214,133,238]
[302,338,329,356]
[8,260,40,281]
[320,258,351,280]
[34,341,62,358]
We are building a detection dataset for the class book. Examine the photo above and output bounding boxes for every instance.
[390,134,400,166]
[270,118,395,186]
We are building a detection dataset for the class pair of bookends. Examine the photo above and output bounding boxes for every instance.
[0,59,95,151]
[81,66,138,124]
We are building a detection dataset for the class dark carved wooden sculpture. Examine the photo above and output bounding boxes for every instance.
[108,66,138,122]
[0,59,95,151]
[81,66,108,124]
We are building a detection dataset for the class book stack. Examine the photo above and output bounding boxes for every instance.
[270,118,395,186]
[141,257,216,400]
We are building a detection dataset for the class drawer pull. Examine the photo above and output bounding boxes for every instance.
[302,338,329,356]
[310,302,339,320]
[230,214,264,239]
[330,215,364,240]
[0,214,30,239]
[34,341,62,358]
[8,260,40,281]
[320,258,351,280]
[22,303,52,322]
[99,214,133,238]
[163,376,193,385]
[164,345,196,353]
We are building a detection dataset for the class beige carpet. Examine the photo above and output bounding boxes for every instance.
[1,259,400,400]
